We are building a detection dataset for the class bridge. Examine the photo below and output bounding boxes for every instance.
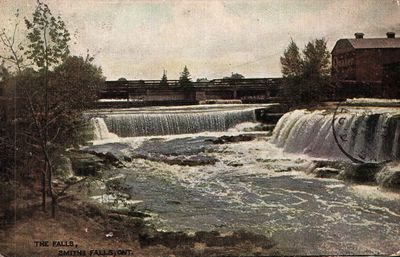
[97,78,284,107]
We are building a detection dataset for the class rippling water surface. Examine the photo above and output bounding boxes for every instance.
[92,130,400,255]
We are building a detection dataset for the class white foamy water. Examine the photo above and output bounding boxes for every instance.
[88,104,275,137]
[272,108,400,162]
[91,117,118,140]
[228,122,260,132]
[104,109,256,137]
[86,103,400,254]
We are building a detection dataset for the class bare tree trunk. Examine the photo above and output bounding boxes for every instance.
[41,166,46,212]
[51,196,56,218]
[43,26,52,216]
[47,160,57,218]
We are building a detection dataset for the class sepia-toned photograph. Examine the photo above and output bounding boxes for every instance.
[0,0,400,256]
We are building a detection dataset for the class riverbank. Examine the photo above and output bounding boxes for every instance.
[0,147,279,257]
[2,132,400,256]
[3,100,400,256]
[60,132,400,255]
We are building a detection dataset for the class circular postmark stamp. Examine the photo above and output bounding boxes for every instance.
[331,100,392,164]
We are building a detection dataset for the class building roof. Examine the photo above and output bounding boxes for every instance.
[347,38,400,49]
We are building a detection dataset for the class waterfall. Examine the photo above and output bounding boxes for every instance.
[102,108,257,137]
[91,117,118,140]
[272,109,400,162]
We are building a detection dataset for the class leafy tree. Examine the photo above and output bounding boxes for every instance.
[51,56,104,111]
[22,0,71,216]
[0,1,104,218]
[117,77,127,81]
[280,39,302,77]
[179,65,192,86]
[160,70,168,86]
[24,1,70,70]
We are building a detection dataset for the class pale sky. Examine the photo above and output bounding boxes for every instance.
[1,0,400,80]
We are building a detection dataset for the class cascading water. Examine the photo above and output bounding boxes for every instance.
[272,109,400,162]
[91,117,118,140]
[103,109,257,137]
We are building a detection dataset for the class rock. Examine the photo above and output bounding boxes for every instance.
[136,137,214,156]
[376,166,400,189]
[274,167,292,172]
[68,152,104,177]
[84,202,106,218]
[210,134,256,144]
[86,180,107,196]
[254,124,275,132]
[54,155,74,179]
[109,209,150,218]
[166,200,182,205]
[339,163,384,182]
[313,167,340,178]
[163,155,218,166]
[133,152,218,166]
[227,161,243,167]
[81,142,132,166]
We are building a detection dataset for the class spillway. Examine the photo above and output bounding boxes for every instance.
[91,117,118,140]
[90,104,274,137]
[272,108,400,162]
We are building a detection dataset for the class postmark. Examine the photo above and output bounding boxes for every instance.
[331,100,393,164]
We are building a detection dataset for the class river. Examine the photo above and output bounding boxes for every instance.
[87,103,400,255]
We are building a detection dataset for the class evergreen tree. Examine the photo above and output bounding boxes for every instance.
[280,38,331,105]
[302,38,331,102]
[179,65,191,86]
[160,70,168,86]
[302,38,330,77]
[280,39,302,77]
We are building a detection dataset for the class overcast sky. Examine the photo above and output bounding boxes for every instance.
[1,0,400,80]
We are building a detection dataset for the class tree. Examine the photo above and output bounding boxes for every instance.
[280,39,302,77]
[196,77,208,82]
[23,0,71,216]
[179,65,191,86]
[117,77,127,81]
[280,38,331,104]
[302,39,330,78]
[0,61,10,82]
[6,57,104,217]
[302,38,331,101]
[223,73,245,80]
[0,1,104,218]
[160,70,168,86]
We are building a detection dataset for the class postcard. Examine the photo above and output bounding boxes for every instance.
[0,1,399,256]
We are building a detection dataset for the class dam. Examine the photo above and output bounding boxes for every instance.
[85,101,400,255]
[90,104,280,137]
[273,108,400,163]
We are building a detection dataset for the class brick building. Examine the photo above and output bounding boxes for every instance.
[331,32,400,98]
